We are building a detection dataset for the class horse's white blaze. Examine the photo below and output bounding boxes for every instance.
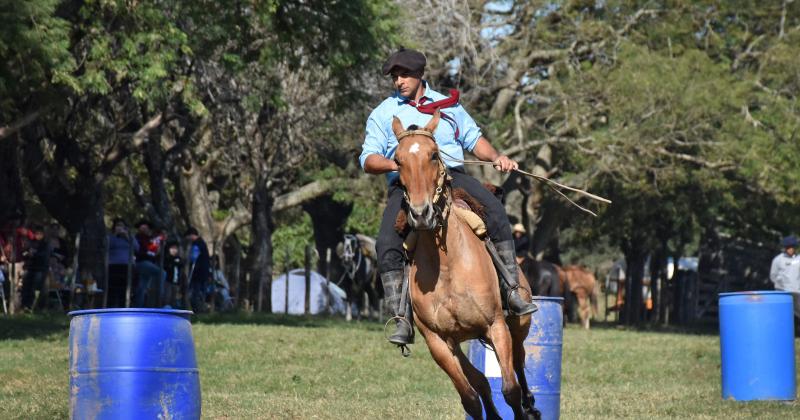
[484,347,501,378]
[409,142,420,154]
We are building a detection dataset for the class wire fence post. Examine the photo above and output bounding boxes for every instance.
[325,248,332,315]
[304,245,311,315]
[233,246,241,310]
[69,233,81,311]
[8,237,16,314]
[102,238,109,309]
[284,247,290,314]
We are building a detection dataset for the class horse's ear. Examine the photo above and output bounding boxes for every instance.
[424,109,440,133]
[391,116,405,139]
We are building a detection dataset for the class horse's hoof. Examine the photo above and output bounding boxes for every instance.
[527,408,542,420]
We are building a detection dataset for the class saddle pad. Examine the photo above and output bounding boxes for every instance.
[453,207,487,238]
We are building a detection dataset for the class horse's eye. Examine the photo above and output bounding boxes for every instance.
[431,152,438,161]
[394,158,401,167]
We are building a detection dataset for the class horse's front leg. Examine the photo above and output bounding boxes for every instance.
[455,344,502,420]
[419,327,484,419]
[487,321,526,420]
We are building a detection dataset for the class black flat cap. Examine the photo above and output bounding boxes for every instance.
[382,47,426,75]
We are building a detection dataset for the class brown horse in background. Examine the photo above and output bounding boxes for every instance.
[518,257,563,298]
[393,112,539,420]
[561,265,599,329]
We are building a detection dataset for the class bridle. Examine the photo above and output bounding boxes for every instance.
[340,234,362,281]
[396,129,452,232]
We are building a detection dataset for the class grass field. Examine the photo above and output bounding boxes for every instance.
[0,313,798,419]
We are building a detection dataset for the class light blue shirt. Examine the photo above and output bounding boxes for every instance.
[359,81,482,183]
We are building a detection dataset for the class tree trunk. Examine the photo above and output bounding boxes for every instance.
[177,165,217,251]
[22,135,111,306]
[649,247,663,324]
[623,249,647,326]
[525,145,555,258]
[531,198,564,260]
[78,190,109,301]
[250,181,274,312]
[143,140,178,235]
[302,194,352,278]
[0,137,25,222]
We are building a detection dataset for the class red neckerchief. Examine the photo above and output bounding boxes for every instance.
[404,89,460,140]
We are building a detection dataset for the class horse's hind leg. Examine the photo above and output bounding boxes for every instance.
[576,289,590,329]
[507,317,541,420]
[421,329,484,419]
[487,322,526,420]
[455,344,502,420]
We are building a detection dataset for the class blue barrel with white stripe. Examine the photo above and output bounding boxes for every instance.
[69,308,201,419]
[719,291,796,401]
[467,296,563,420]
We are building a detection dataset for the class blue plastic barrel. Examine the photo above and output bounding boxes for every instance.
[719,291,796,401]
[467,296,563,420]
[69,308,201,419]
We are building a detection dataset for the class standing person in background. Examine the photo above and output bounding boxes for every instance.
[185,227,210,313]
[162,240,184,309]
[770,235,800,320]
[133,220,164,307]
[512,223,529,264]
[21,225,50,311]
[211,255,234,311]
[1,214,32,312]
[107,219,137,308]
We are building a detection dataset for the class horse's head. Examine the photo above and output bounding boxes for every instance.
[392,111,444,230]
[341,234,359,266]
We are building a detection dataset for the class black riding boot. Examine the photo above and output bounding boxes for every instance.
[381,270,414,345]
[495,240,538,315]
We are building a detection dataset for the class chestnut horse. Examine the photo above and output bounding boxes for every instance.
[561,265,599,329]
[392,112,539,420]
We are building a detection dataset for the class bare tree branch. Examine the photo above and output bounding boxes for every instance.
[0,110,42,140]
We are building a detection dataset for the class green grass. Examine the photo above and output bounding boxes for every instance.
[0,314,797,419]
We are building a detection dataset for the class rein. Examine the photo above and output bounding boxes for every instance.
[435,149,612,217]
[395,128,610,217]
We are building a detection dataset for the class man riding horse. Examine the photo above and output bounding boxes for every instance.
[360,48,537,347]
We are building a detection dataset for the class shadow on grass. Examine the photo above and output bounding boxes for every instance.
[0,313,70,340]
[191,312,385,332]
[0,311,385,340]
[582,319,720,336]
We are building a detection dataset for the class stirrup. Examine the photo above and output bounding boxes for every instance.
[384,315,414,341]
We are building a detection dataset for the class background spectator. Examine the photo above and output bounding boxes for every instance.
[162,240,184,309]
[1,214,32,312]
[770,234,800,320]
[211,255,234,311]
[107,218,137,308]
[21,225,51,311]
[185,227,210,313]
[134,220,165,307]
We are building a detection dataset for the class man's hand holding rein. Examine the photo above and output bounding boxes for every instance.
[492,155,518,173]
